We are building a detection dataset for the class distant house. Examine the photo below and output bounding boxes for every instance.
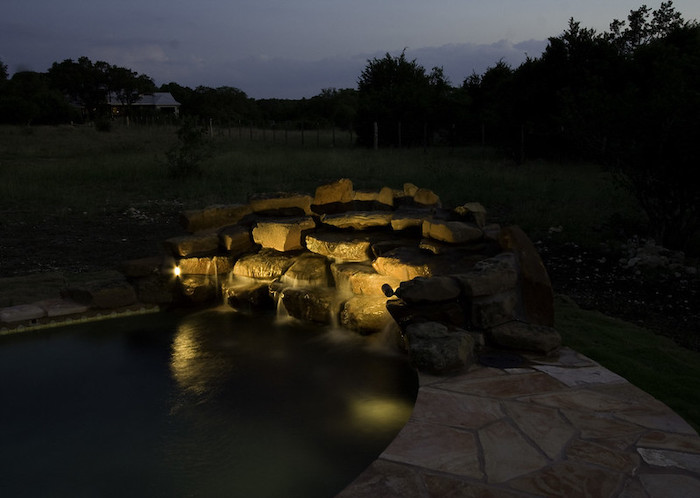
[108,92,181,117]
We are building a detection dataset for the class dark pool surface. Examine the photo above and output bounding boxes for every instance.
[0,308,418,498]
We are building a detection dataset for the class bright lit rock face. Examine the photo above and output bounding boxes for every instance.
[112,178,561,375]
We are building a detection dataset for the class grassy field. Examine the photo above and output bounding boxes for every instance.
[2,123,699,430]
[0,123,644,245]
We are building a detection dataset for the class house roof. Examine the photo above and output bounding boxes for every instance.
[107,92,180,107]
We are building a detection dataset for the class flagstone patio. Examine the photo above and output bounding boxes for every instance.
[336,347,700,497]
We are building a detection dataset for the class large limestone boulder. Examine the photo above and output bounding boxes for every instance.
[353,187,394,207]
[281,254,331,288]
[179,204,252,233]
[372,247,434,281]
[219,225,254,255]
[164,233,219,258]
[331,262,402,296]
[422,219,482,244]
[305,232,374,262]
[313,178,354,205]
[252,217,315,252]
[405,321,475,374]
[177,255,235,275]
[487,320,561,354]
[224,280,275,311]
[233,249,297,279]
[340,296,393,334]
[320,211,393,230]
[499,225,555,327]
[281,287,338,324]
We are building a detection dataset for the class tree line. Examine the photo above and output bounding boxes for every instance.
[1,2,698,249]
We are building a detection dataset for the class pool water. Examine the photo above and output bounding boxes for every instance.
[0,308,418,497]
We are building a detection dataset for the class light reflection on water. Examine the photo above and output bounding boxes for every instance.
[0,308,418,497]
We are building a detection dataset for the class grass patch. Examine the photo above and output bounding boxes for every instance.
[0,124,644,248]
[555,295,700,431]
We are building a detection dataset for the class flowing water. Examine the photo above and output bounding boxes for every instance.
[0,307,418,497]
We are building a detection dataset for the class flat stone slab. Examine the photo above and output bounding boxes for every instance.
[0,304,46,323]
[179,204,252,232]
[337,354,700,497]
[37,298,90,317]
[320,211,393,230]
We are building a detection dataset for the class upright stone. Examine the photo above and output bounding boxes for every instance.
[281,254,330,287]
[499,225,555,327]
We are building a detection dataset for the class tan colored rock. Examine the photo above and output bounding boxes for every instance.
[413,188,440,206]
[372,247,434,281]
[281,287,338,324]
[422,219,483,244]
[314,178,353,205]
[403,183,419,196]
[164,233,220,257]
[233,249,297,279]
[252,217,315,252]
[391,211,429,231]
[305,232,373,262]
[488,320,561,353]
[179,204,252,232]
[454,202,487,227]
[340,295,393,334]
[249,192,313,215]
[499,225,554,326]
[332,263,402,296]
[281,254,330,287]
[177,255,235,275]
[353,186,394,206]
[219,225,253,254]
[320,211,393,230]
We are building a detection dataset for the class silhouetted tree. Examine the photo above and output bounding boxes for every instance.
[356,50,435,147]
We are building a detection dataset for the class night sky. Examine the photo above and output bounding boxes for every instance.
[2,0,699,98]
